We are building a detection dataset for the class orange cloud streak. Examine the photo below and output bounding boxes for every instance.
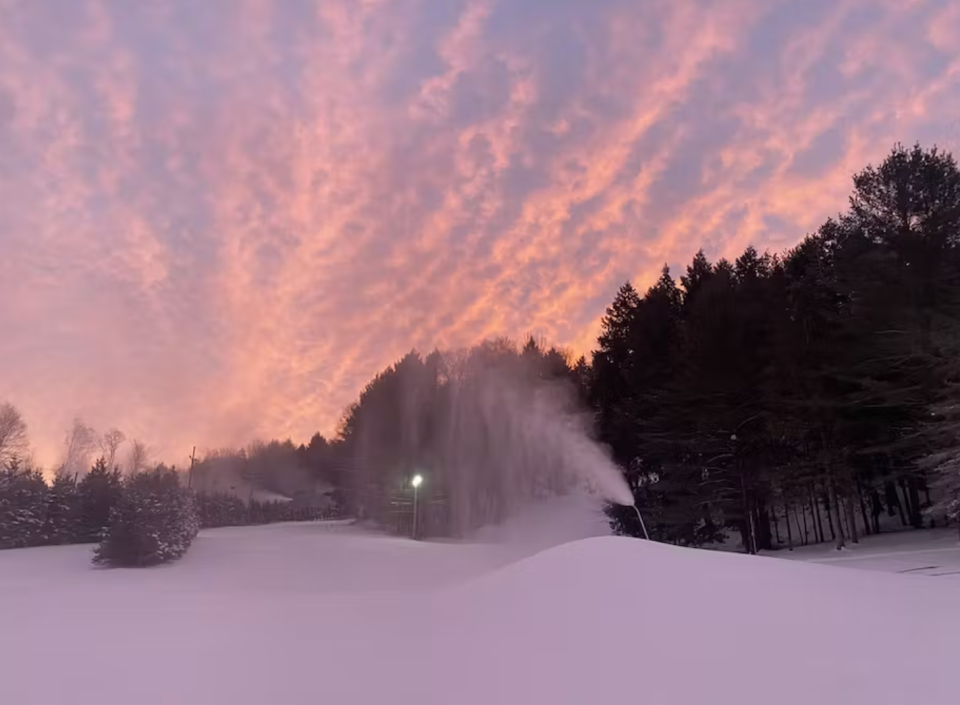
[0,0,958,468]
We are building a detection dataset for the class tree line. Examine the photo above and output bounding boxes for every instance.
[0,455,333,564]
[2,143,959,554]
[317,143,960,550]
[0,407,150,478]
[0,398,345,568]
[592,143,960,550]
[0,457,198,565]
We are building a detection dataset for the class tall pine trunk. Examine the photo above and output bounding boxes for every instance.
[888,480,907,526]
[739,519,754,555]
[810,486,824,543]
[773,504,782,546]
[784,500,794,551]
[756,498,772,551]
[907,476,923,528]
[898,478,914,526]
[828,480,846,550]
[871,489,882,534]
[739,469,756,554]
[817,500,826,543]
[857,482,871,536]
[799,501,809,545]
[823,493,836,541]
[845,493,859,544]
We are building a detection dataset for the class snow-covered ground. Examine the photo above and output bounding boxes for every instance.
[776,526,960,579]
[0,513,957,704]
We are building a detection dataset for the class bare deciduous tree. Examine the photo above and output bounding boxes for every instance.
[63,417,97,475]
[98,428,126,471]
[0,402,29,467]
[127,439,150,475]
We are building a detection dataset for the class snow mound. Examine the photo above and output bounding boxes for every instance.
[430,537,956,704]
[1,528,955,705]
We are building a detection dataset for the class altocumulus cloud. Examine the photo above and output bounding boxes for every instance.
[0,0,958,465]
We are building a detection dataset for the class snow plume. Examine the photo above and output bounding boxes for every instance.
[350,343,633,538]
[438,362,632,535]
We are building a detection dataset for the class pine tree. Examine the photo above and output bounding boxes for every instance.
[570,355,593,404]
[94,467,199,567]
[592,283,643,467]
[593,274,682,468]
[680,250,713,312]
[649,254,772,550]
[850,143,960,252]
[77,458,123,543]
[0,463,48,548]
[43,471,80,545]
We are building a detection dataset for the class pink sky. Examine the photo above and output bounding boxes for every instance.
[1,0,958,468]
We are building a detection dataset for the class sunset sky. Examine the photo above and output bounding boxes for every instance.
[1,0,958,468]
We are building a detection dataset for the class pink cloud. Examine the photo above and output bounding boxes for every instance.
[1,0,958,468]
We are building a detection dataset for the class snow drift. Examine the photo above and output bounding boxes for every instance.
[0,524,955,705]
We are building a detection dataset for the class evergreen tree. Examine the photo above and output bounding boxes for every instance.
[850,143,960,251]
[0,462,48,548]
[77,458,123,544]
[196,491,249,528]
[43,471,80,545]
[646,254,775,550]
[592,283,643,470]
[94,466,199,567]
[680,250,714,312]
[587,144,960,549]
[570,355,593,404]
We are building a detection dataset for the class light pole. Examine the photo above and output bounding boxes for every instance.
[411,474,423,539]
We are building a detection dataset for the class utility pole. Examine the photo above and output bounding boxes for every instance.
[187,446,197,489]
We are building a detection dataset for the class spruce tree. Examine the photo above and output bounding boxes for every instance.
[94,467,199,567]
[77,458,123,543]
[0,463,48,548]
[43,471,81,545]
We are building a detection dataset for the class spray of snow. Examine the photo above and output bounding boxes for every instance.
[250,489,292,503]
[408,356,633,537]
[470,493,616,558]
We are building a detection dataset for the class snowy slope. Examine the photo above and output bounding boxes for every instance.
[0,524,955,705]
[778,527,960,578]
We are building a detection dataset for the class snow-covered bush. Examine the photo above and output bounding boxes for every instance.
[94,467,199,567]
[0,465,48,548]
